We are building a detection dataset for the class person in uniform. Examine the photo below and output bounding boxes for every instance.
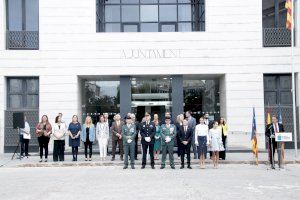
[160,116,177,169]
[178,118,193,169]
[111,114,124,161]
[130,113,140,160]
[122,116,137,169]
[140,112,156,169]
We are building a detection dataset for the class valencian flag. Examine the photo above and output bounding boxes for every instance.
[251,107,258,165]
[285,0,293,30]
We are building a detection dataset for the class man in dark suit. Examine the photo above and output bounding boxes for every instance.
[140,112,156,169]
[185,111,197,159]
[110,114,124,161]
[178,118,193,169]
[265,115,284,169]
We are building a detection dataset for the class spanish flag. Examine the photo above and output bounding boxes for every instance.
[285,0,293,30]
[251,107,258,165]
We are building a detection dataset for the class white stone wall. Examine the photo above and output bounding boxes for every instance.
[0,0,300,153]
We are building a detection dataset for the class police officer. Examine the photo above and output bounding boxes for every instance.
[160,116,177,169]
[122,116,137,169]
[140,112,156,169]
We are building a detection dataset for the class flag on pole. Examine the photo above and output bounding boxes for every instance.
[266,107,272,125]
[285,0,293,30]
[251,107,258,165]
[278,104,283,124]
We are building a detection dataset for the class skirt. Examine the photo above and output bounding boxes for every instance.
[197,136,207,156]
[69,136,80,147]
[154,138,161,151]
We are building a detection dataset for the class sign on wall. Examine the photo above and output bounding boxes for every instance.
[121,49,181,59]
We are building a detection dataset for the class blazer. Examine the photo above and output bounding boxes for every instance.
[52,123,67,141]
[35,122,52,138]
[178,125,193,144]
[265,123,284,138]
[81,124,96,143]
[111,121,124,141]
[122,124,137,146]
[96,122,110,140]
[140,121,156,145]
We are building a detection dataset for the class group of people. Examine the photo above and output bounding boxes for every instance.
[19,111,229,169]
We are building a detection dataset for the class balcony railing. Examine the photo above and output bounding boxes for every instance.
[6,31,39,50]
[263,28,291,47]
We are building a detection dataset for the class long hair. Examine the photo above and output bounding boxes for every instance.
[85,116,94,127]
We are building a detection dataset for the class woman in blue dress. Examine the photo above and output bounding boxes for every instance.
[153,119,161,160]
[68,115,81,161]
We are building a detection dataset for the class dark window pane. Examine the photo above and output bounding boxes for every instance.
[141,23,158,32]
[8,0,22,31]
[264,76,276,90]
[279,76,291,89]
[105,5,120,22]
[159,5,177,21]
[122,6,139,22]
[105,23,121,32]
[161,24,176,32]
[178,23,192,31]
[25,0,39,31]
[141,5,158,22]
[178,5,191,21]
[26,79,39,93]
[26,95,39,108]
[280,92,292,104]
[123,24,138,32]
[264,91,277,105]
[9,79,23,93]
[9,95,23,109]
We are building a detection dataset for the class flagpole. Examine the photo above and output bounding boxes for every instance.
[291,0,298,160]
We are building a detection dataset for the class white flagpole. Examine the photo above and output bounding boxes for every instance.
[291,0,298,159]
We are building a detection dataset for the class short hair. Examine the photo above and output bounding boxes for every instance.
[186,110,191,114]
[272,115,278,119]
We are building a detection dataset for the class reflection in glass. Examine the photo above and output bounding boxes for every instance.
[9,79,23,93]
[122,6,139,22]
[178,23,192,31]
[105,5,120,22]
[159,5,177,21]
[183,79,220,120]
[82,81,120,117]
[140,5,158,22]
[141,23,158,32]
[161,24,176,32]
[105,23,121,32]
[178,5,191,21]
[123,24,139,32]
[9,95,23,109]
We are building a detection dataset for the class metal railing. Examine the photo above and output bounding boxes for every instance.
[6,30,39,50]
[263,27,291,47]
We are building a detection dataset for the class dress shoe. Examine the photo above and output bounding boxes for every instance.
[171,166,175,169]
[120,157,124,161]
[111,157,115,161]
[160,166,165,169]
[141,165,145,169]
[123,166,128,169]
[151,165,155,169]
[187,166,192,169]
[131,166,135,169]
[180,166,184,169]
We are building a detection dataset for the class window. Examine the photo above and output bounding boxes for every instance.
[6,0,39,49]
[7,77,39,110]
[96,0,205,32]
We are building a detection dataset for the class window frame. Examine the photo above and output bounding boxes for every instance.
[7,77,39,111]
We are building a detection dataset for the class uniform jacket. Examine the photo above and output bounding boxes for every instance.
[122,124,137,146]
[140,121,156,145]
[160,124,177,146]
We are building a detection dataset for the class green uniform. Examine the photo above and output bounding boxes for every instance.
[122,124,137,167]
[160,124,177,167]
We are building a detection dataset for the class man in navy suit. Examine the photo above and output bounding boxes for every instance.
[140,112,156,169]
[178,118,193,169]
[186,111,197,159]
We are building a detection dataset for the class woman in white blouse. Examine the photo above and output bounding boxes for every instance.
[208,121,225,169]
[52,115,67,162]
[194,117,209,169]
[96,115,110,160]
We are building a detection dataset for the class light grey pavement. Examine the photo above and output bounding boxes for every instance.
[0,164,300,200]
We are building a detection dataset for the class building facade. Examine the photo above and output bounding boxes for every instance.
[0,0,300,153]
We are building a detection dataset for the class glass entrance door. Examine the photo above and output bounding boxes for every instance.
[131,76,172,122]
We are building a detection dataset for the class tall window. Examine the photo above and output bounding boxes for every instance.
[96,0,205,32]
[6,0,39,49]
[7,77,39,110]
